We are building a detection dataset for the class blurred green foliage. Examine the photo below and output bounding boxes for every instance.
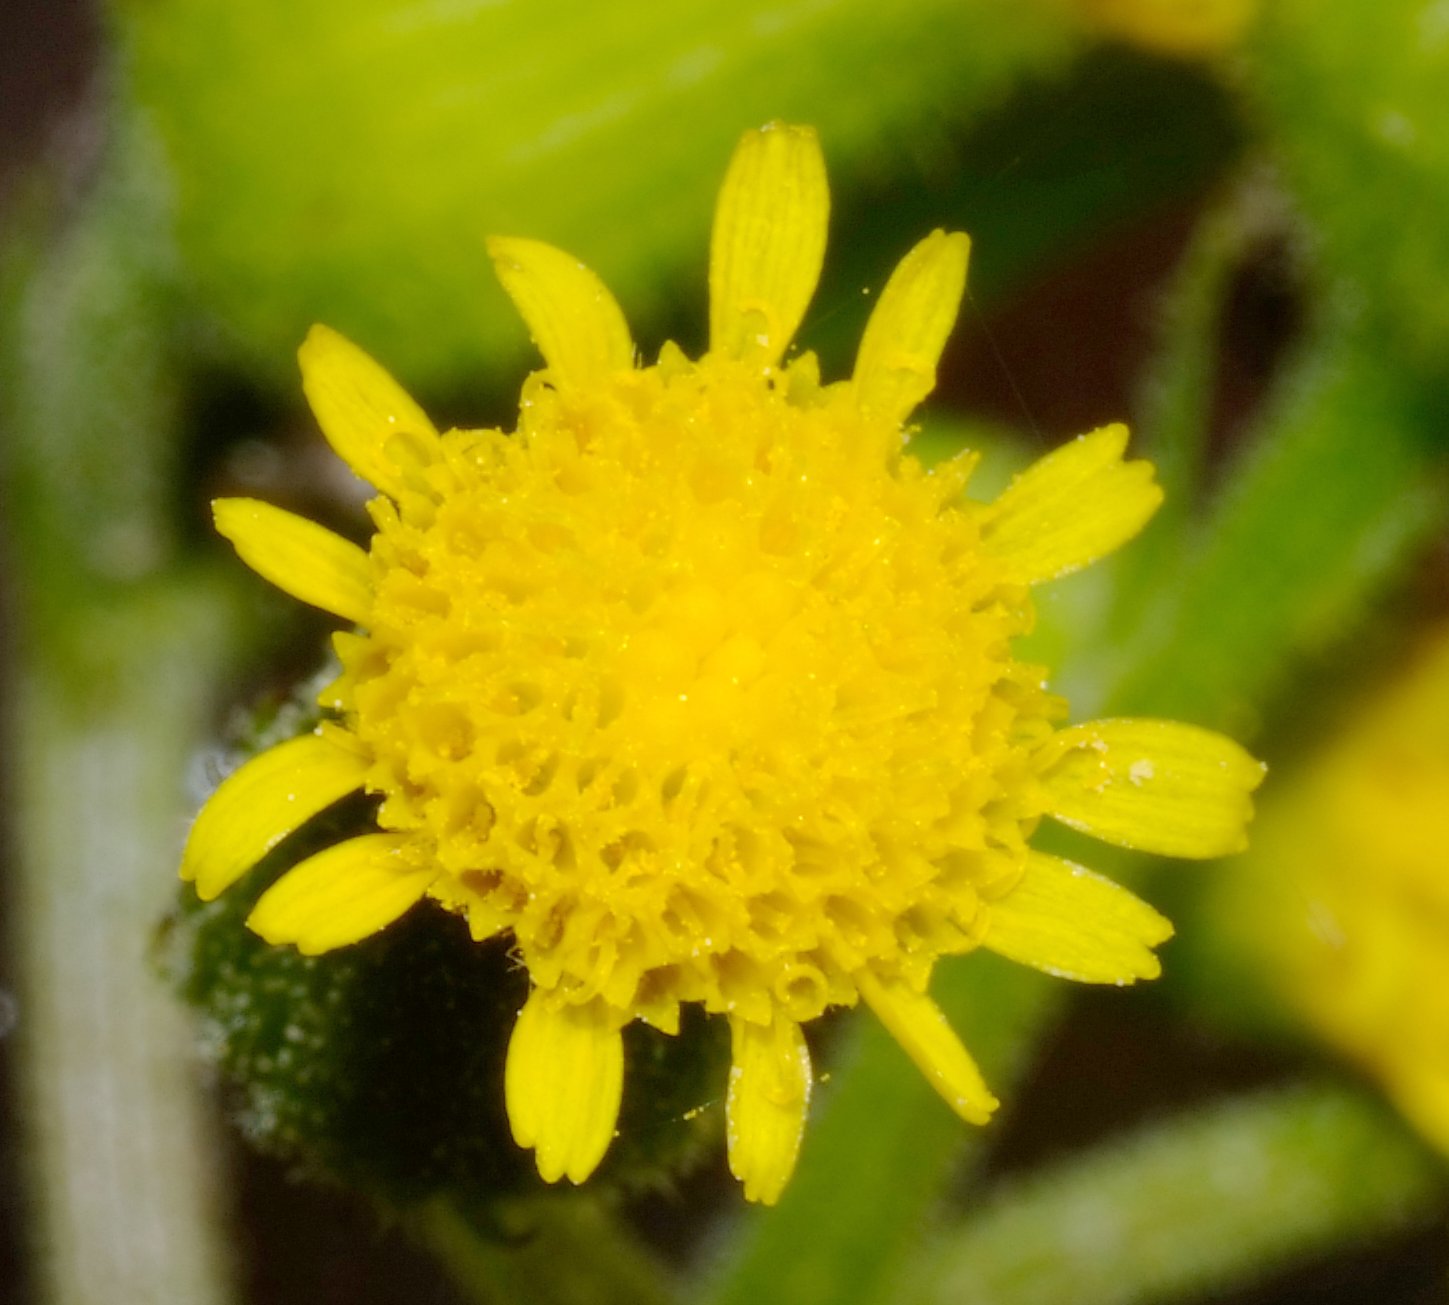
[117,0,1069,390]
[1248,0,1449,382]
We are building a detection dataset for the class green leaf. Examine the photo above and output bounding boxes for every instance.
[116,0,1072,390]
[1246,1,1449,382]
[1106,330,1446,732]
[0,128,185,647]
[910,1083,1443,1305]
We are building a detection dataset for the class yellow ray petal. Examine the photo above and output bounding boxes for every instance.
[486,236,634,391]
[299,324,439,499]
[981,424,1163,583]
[726,1015,812,1205]
[213,497,372,625]
[984,850,1172,984]
[181,730,369,901]
[1038,718,1265,858]
[247,832,432,954]
[505,993,624,1185]
[853,229,970,426]
[856,971,998,1125]
[709,123,829,367]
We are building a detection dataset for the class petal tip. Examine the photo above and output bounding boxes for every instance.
[298,321,341,365]
[295,324,437,497]
[852,227,971,424]
[483,233,530,273]
[486,235,633,386]
[210,495,252,539]
[504,995,624,1188]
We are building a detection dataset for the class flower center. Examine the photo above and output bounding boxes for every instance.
[337,353,1056,1025]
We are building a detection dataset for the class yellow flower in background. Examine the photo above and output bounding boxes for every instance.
[181,124,1262,1204]
[1223,631,1449,1152]
[1069,0,1256,55]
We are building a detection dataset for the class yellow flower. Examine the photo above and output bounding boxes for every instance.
[1222,631,1449,1152]
[1067,0,1256,55]
[182,124,1262,1204]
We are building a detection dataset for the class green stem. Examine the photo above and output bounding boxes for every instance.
[910,1081,1444,1305]
[2,127,242,1303]
[1106,320,1445,730]
[416,1194,679,1305]
[11,583,240,1305]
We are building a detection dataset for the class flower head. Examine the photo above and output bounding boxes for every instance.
[183,124,1263,1204]
[1220,631,1449,1152]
